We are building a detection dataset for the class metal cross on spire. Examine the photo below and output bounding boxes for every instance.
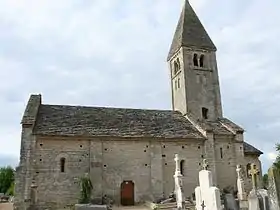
[202,159,209,170]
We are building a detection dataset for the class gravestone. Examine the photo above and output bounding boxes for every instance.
[224,193,239,210]
[267,166,280,210]
[236,165,247,201]
[247,163,267,210]
[173,154,185,210]
[195,159,222,210]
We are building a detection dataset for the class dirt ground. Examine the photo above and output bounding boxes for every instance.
[0,203,13,210]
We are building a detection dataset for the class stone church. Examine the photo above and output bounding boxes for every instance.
[15,0,263,209]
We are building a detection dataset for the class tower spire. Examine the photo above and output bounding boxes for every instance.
[167,0,216,61]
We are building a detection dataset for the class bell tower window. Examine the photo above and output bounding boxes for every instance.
[199,54,204,67]
[173,58,180,75]
[202,107,208,119]
[193,54,198,66]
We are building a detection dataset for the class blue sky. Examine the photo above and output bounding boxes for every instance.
[0,0,279,172]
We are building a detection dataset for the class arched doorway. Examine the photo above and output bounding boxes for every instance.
[120,181,134,206]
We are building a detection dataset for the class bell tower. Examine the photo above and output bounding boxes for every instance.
[167,0,223,121]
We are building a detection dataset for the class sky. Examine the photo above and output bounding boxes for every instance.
[0,0,279,172]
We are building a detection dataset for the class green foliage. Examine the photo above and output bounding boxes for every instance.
[6,181,15,196]
[273,143,280,169]
[78,174,93,204]
[263,174,268,189]
[0,166,15,195]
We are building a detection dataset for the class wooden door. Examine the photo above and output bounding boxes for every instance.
[120,181,134,206]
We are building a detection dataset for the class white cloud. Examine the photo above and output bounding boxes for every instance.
[0,0,279,173]
[267,152,277,162]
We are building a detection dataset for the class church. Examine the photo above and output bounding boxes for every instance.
[15,1,263,209]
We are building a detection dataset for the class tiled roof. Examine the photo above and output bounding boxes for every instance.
[33,105,205,139]
[167,0,216,60]
[244,142,263,155]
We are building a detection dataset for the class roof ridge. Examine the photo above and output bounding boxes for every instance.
[41,104,176,113]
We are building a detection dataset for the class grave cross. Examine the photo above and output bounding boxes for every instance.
[202,159,209,170]
[249,163,260,190]
[201,200,206,210]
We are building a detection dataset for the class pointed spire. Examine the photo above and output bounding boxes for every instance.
[167,0,216,61]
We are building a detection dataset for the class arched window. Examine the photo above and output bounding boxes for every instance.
[202,107,209,119]
[193,54,198,66]
[180,160,185,175]
[199,54,204,67]
[246,163,251,178]
[60,158,66,173]
[173,58,180,74]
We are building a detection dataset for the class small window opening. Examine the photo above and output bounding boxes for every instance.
[180,160,185,175]
[182,146,185,149]
[40,143,43,147]
[199,54,204,67]
[193,54,198,66]
[144,150,146,152]
[175,80,177,90]
[80,145,83,148]
[162,154,166,157]
[220,148,223,159]
[145,164,148,166]
[173,58,180,74]
[198,146,201,149]
[202,107,209,119]
[60,158,66,173]
[178,78,181,88]
[246,163,251,178]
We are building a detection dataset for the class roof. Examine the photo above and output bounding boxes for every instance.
[244,142,263,155]
[33,104,205,139]
[167,0,216,61]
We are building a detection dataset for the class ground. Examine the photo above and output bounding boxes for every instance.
[0,203,13,210]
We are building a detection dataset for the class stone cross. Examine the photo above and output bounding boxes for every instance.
[236,165,247,200]
[173,154,185,210]
[202,159,209,170]
[174,154,181,176]
[249,163,260,190]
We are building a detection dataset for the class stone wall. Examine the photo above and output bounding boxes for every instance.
[27,136,205,208]
[16,133,261,209]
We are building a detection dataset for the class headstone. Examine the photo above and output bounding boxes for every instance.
[248,190,263,210]
[247,163,268,210]
[267,166,280,210]
[236,165,247,201]
[224,194,239,210]
[173,154,185,210]
[195,159,222,210]
[75,204,108,210]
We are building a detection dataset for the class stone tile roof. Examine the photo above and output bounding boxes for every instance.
[167,0,216,60]
[33,105,205,139]
[244,142,263,155]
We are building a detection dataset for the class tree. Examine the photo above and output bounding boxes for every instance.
[273,143,280,169]
[262,174,268,189]
[78,173,93,204]
[0,166,15,195]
